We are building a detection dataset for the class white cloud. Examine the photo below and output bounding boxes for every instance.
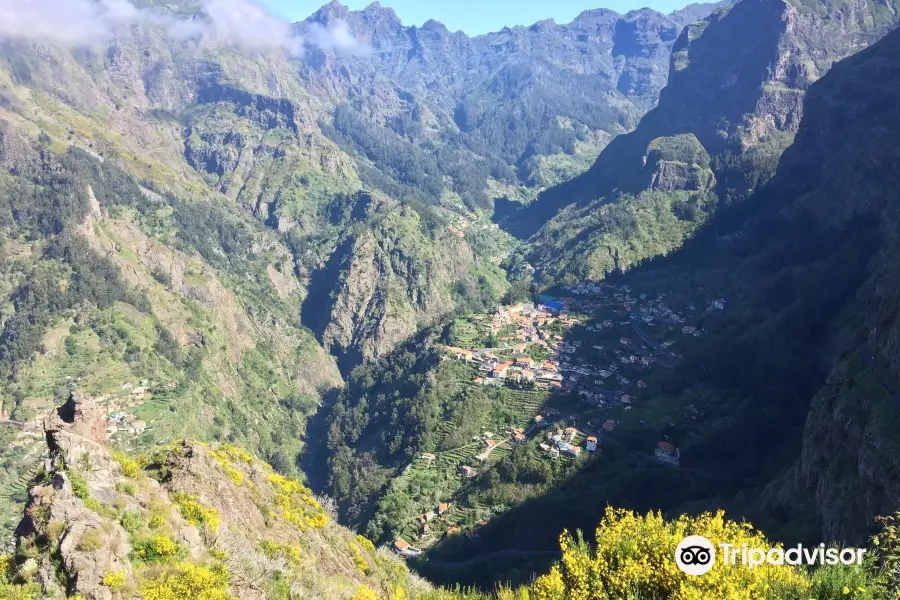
[0,0,367,57]
[306,19,370,56]
[0,0,127,46]
[176,0,305,55]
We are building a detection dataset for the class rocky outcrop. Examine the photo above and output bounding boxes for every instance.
[311,205,480,374]
[6,393,424,599]
[196,83,299,134]
[15,394,130,600]
[788,355,900,544]
[517,0,900,241]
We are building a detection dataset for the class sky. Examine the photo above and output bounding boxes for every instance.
[260,0,692,35]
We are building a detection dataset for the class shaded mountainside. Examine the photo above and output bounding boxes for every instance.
[512,0,900,283]
[751,23,900,544]
[427,21,900,584]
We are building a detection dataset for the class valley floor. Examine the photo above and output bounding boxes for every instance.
[376,275,730,563]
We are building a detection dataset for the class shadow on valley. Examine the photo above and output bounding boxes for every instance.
[408,179,885,589]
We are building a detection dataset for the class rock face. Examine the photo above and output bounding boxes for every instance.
[301,198,484,374]
[750,24,900,543]
[8,394,425,599]
[585,0,898,199]
[299,1,729,187]
[18,394,132,600]
[518,0,900,280]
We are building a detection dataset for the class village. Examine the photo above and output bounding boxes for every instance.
[391,280,726,556]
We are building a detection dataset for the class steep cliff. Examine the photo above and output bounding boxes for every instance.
[300,1,728,190]
[746,24,900,542]
[3,393,436,599]
[518,0,900,282]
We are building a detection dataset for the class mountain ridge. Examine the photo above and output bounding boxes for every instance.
[512,0,900,283]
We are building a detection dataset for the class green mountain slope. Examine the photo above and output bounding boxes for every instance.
[418,18,900,585]
[512,0,900,283]
[300,1,728,196]
[0,124,342,538]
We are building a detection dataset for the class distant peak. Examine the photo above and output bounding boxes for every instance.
[311,0,350,23]
[529,18,557,32]
[625,7,659,15]
[573,8,621,21]
[421,19,449,33]
[362,1,402,25]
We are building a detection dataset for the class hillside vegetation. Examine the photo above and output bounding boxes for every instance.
[1,394,897,600]
[512,0,900,283]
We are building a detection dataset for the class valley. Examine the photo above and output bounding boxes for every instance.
[319,271,747,558]
[2,0,900,597]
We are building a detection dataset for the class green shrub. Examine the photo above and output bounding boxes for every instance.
[134,534,186,564]
[119,511,144,535]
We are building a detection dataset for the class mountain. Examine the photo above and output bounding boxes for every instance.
[0,0,731,538]
[413,12,900,584]
[6,0,900,598]
[0,393,894,600]
[299,1,728,195]
[512,0,900,282]
[0,0,732,386]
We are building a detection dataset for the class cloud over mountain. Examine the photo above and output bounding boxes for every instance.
[0,0,364,56]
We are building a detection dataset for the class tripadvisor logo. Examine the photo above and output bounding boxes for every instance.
[675,535,867,576]
[676,535,716,575]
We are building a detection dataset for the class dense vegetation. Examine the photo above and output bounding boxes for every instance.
[0,134,338,539]
[0,146,148,385]
[323,103,513,212]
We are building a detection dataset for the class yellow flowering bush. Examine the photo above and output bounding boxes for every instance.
[218,444,254,463]
[102,570,126,588]
[172,492,222,532]
[111,451,141,478]
[356,534,377,553]
[208,444,255,486]
[532,508,811,600]
[260,540,302,564]
[350,541,370,573]
[149,513,166,529]
[135,534,185,564]
[351,584,378,600]
[267,473,328,530]
[390,586,409,600]
[139,562,233,600]
[209,449,244,486]
[306,512,328,528]
[1,555,43,599]
[0,555,12,581]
